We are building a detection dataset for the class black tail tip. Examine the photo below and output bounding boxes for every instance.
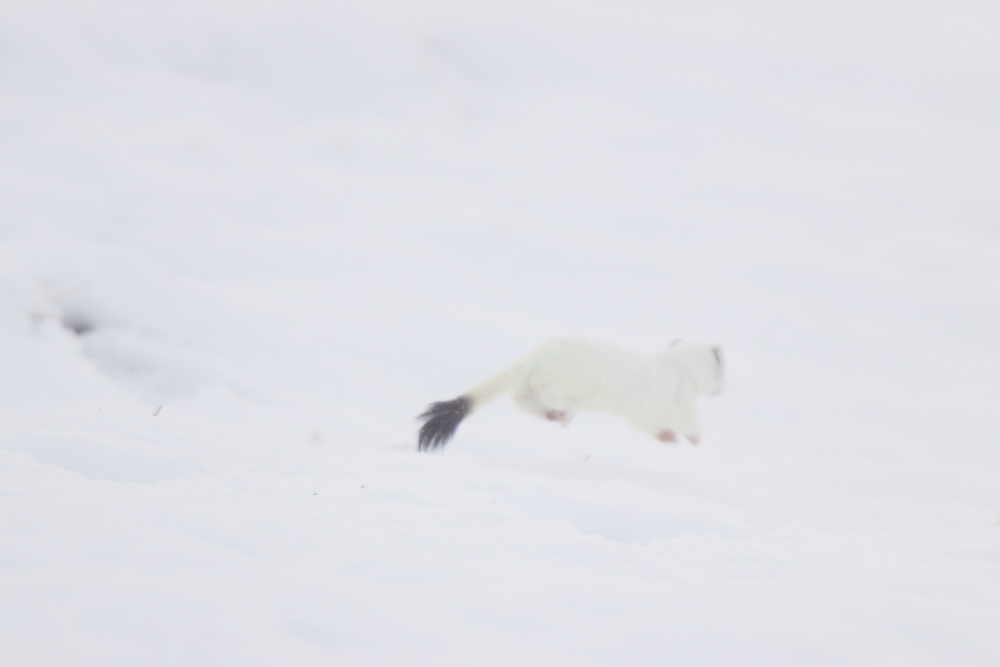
[417,396,472,451]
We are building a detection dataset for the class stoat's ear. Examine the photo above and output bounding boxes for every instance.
[670,339,683,347]
[712,345,724,372]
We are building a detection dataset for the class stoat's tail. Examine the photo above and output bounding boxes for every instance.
[417,363,525,451]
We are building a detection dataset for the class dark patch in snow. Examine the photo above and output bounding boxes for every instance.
[62,311,95,336]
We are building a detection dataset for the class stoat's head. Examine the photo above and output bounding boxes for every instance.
[669,340,726,396]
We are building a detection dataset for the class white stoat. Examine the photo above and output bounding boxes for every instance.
[417,337,725,451]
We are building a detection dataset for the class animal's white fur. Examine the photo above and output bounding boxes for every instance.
[465,337,725,443]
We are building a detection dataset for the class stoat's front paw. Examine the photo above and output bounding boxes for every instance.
[657,430,677,443]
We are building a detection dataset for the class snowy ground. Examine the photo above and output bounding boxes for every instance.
[2,1,1000,665]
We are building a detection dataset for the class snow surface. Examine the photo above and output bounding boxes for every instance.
[2,1,1000,665]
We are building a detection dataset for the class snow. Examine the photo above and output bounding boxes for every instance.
[2,1,999,664]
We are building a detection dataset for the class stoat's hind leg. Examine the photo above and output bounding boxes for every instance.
[545,409,575,426]
[513,384,575,426]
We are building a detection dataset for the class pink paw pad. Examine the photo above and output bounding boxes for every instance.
[545,410,568,423]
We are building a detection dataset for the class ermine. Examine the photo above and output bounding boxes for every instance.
[417,337,725,451]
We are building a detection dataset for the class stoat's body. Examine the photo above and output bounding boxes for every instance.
[418,337,725,451]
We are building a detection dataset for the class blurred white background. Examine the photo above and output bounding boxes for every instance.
[1,1,999,665]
